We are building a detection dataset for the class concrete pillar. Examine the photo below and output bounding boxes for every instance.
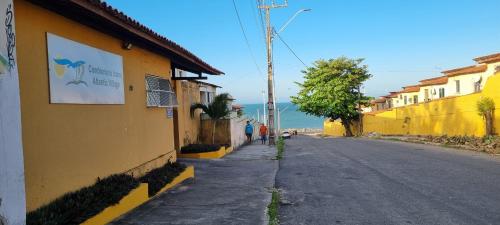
[0,1,26,224]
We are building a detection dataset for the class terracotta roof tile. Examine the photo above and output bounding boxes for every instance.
[442,65,487,77]
[473,53,500,64]
[372,98,387,103]
[419,76,448,86]
[400,85,420,93]
[383,92,399,98]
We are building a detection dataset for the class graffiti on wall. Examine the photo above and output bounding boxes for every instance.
[5,3,15,70]
[0,3,15,75]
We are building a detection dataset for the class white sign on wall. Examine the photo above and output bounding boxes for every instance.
[47,33,125,104]
[0,1,26,225]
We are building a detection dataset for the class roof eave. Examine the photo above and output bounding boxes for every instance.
[26,0,224,75]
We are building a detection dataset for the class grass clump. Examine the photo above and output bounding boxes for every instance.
[267,189,280,225]
[276,137,285,160]
[27,174,139,225]
[139,162,187,196]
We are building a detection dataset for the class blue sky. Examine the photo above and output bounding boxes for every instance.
[106,0,500,104]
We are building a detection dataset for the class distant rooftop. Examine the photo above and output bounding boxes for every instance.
[419,76,448,86]
[442,65,487,77]
[473,53,500,64]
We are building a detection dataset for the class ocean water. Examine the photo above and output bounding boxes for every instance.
[242,102,325,129]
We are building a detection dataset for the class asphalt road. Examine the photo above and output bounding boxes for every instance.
[276,135,500,225]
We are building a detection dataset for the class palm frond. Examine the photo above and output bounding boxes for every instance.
[190,93,231,120]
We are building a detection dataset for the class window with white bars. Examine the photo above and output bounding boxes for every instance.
[145,75,178,107]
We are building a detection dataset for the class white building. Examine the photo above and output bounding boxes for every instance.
[442,65,487,97]
[418,76,449,102]
[441,53,500,97]
[396,85,421,107]
[196,81,220,105]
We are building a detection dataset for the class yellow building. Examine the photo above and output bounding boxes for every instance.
[174,80,221,149]
[325,70,500,137]
[13,0,222,211]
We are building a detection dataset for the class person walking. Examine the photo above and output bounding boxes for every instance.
[245,121,254,144]
[259,123,268,144]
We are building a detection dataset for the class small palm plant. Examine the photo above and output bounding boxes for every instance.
[191,93,231,144]
[477,97,495,136]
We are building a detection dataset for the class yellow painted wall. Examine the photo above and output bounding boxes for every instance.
[177,81,202,147]
[325,73,500,137]
[15,0,179,211]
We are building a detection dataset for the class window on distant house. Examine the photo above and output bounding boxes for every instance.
[145,75,178,107]
[474,77,482,93]
[455,80,460,93]
[404,96,408,105]
[413,95,418,104]
[439,88,445,98]
[400,95,402,99]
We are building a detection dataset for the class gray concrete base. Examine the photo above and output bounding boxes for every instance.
[111,143,278,225]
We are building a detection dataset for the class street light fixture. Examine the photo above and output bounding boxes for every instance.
[269,9,312,144]
[275,9,312,37]
[259,4,311,145]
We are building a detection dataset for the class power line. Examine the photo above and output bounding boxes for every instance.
[250,0,266,44]
[274,32,307,67]
[256,0,267,46]
[231,0,264,77]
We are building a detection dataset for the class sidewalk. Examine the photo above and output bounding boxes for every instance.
[111,143,278,225]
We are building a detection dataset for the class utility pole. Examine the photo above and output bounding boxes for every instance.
[259,0,288,145]
[262,90,266,125]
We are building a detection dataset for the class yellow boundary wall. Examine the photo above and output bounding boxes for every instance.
[325,73,500,137]
[178,146,232,159]
[81,166,195,225]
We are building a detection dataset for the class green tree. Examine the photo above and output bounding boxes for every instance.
[477,97,495,136]
[191,93,231,144]
[291,57,372,136]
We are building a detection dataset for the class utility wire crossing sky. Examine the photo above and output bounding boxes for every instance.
[106,0,500,104]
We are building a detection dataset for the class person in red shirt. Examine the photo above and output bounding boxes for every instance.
[259,123,268,144]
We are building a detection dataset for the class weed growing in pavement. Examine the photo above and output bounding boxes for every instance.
[276,137,285,160]
[267,189,280,225]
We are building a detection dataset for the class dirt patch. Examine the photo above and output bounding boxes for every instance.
[377,135,500,154]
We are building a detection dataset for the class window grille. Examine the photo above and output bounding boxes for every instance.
[145,75,178,107]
